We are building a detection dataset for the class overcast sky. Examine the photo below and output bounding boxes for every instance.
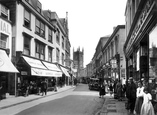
[39,0,127,67]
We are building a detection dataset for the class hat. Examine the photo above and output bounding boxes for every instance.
[129,77,133,80]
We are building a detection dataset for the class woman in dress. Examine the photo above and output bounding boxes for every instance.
[134,81,144,115]
[140,87,155,115]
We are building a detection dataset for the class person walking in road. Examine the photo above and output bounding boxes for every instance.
[116,80,123,101]
[109,83,113,96]
[99,82,106,98]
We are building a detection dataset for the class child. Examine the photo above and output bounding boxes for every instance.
[140,87,155,115]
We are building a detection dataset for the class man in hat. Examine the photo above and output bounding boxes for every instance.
[128,77,137,114]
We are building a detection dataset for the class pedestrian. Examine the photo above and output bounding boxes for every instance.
[41,79,48,96]
[99,82,106,98]
[126,79,131,110]
[140,87,155,115]
[116,80,123,101]
[109,83,113,96]
[134,81,144,115]
[128,77,137,114]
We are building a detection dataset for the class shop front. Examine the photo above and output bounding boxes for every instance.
[0,49,19,99]
[59,66,71,86]
[124,0,157,102]
[16,55,62,96]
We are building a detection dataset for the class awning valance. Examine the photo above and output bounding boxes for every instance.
[0,50,19,73]
[22,56,62,77]
[42,61,62,77]
[60,66,70,77]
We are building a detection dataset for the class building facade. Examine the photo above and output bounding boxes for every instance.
[102,25,126,83]
[1,0,71,96]
[124,0,157,101]
[0,3,19,98]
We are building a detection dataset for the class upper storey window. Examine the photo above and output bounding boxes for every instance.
[0,4,9,20]
[37,1,42,13]
[24,9,31,29]
[56,29,60,45]
[35,18,45,38]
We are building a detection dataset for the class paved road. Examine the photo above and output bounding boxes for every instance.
[2,84,105,115]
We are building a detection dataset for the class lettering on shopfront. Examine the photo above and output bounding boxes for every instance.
[0,58,4,67]
[0,19,11,35]
[126,0,154,52]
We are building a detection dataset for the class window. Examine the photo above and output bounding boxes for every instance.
[0,4,8,20]
[48,47,53,62]
[47,11,51,21]
[62,36,64,49]
[56,29,60,45]
[23,36,31,55]
[35,41,45,60]
[35,18,45,37]
[37,1,41,13]
[62,53,64,65]
[24,9,30,28]
[0,33,8,48]
[56,48,60,63]
[48,28,53,43]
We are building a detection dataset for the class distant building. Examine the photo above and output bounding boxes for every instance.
[73,47,84,77]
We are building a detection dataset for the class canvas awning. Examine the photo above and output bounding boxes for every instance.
[0,50,19,73]
[60,66,70,77]
[22,56,57,77]
[42,61,62,77]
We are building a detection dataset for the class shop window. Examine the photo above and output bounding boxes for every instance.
[149,24,157,101]
[35,41,45,60]
[23,36,31,55]
[0,33,8,48]
[24,9,31,29]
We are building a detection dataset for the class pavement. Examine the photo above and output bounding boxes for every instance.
[97,94,131,115]
[0,85,131,115]
[0,85,75,110]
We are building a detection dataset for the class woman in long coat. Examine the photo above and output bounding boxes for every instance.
[99,83,106,98]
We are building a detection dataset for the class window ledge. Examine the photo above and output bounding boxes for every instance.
[23,25,32,31]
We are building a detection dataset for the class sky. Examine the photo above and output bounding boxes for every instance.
[39,0,127,67]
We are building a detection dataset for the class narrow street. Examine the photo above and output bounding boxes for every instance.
[0,84,105,115]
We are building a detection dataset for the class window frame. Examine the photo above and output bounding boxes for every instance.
[24,9,31,29]
[35,18,45,38]
[35,41,45,60]
[48,47,53,62]
[48,28,53,43]
[23,35,31,56]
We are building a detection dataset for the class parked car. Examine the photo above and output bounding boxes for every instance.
[88,78,99,91]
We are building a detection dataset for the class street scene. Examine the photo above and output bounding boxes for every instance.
[1,0,157,115]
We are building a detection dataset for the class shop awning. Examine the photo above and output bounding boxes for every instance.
[22,56,59,77]
[0,50,19,73]
[42,61,62,77]
[60,66,70,77]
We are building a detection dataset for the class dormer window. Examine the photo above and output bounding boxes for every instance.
[37,1,41,13]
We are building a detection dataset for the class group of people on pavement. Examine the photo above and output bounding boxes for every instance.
[126,77,155,115]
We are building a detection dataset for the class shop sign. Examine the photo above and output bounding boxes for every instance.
[0,58,4,67]
[21,71,28,75]
[0,19,11,35]
[121,69,125,78]
[126,0,154,52]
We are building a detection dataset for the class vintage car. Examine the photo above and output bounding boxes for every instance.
[88,78,99,91]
